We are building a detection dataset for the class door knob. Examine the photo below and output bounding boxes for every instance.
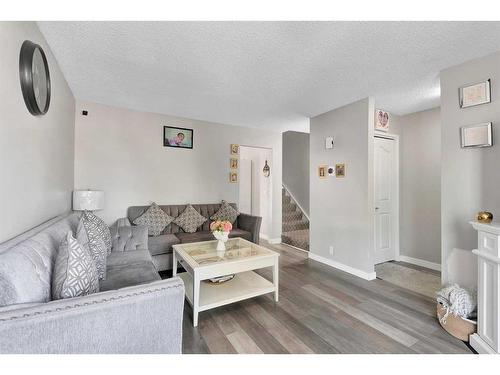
[375,207,379,210]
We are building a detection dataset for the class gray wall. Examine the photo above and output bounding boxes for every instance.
[441,51,500,288]
[0,22,75,243]
[310,97,375,275]
[74,100,283,240]
[400,108,441,264]
[282,131,310,215]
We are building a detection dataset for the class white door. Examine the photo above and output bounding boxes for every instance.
[374,136,398,264]
[238,159,252,214]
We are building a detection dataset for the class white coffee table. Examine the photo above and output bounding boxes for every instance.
[172,237,279,327]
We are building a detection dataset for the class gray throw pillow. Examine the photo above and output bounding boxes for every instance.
[132,202,174,236]
[82,211,112,255]
[173,204,207,233]
[77,217,107,280]
[52,231,99,300]
[210,200,240,224]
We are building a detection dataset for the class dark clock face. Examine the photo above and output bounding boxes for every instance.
[19,40,51,116]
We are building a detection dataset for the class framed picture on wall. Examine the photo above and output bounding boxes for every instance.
[318,165,327,179]
[229,172,238,183]
[230,158,238,169]
[375,109,390,132]
[459,79,491,108]
[335,163,346,178]
[460,123,492,148]
[163,126,193,149]
[230,144,240,155]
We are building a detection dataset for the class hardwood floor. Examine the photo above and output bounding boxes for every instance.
[178,242,472,354]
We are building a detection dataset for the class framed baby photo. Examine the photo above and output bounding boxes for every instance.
[163,126,193,149]
[335,163,346,178]
[230,157,239,169]
[230,144,240,155]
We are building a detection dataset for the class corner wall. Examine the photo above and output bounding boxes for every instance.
[74,100,282,240]
[0,22,75,242]
[441,51,500,288]
[400,108,441,265]
[309,97,375,278]
[282,131,310,216]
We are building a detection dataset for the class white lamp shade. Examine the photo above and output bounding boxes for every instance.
[73,190,105,211]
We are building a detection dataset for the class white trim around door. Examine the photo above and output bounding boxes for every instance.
[373,132,400,266]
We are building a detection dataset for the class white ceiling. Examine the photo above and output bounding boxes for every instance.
[38,21,500,132]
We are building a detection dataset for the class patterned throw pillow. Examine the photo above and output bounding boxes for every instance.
[210,201,240,224]
[52,232,99,300]
[83,211,112,255]
[173,204,207,233]
[132,202,174,236]
[77,217,107,280]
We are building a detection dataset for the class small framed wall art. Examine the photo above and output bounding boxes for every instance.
[229,172,238,183]
[230,157,238,169]
[230,144,240,155]
[163,126,193,149]
[459,79,491,108]
[460,122,492,148]
[375,109,390,132]
[335,163,346,178]
[318,165,327,179]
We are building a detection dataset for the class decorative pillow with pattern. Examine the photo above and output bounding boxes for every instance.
[173,204,207,233]
[52,231,99,300]
[77,217,107,280]
[132,202,174,236]
[83,211,112,255]
[210,200,240,224]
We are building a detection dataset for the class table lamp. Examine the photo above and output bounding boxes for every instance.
[73,190,104,211]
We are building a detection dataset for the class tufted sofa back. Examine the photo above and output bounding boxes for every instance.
[0,213,80,307]
[127,203,239,234]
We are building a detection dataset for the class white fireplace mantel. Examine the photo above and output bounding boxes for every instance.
[469,221,500,354]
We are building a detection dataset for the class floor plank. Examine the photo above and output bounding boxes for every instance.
[179,241,472,354]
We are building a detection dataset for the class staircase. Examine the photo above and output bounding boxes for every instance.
[281,187,309,251]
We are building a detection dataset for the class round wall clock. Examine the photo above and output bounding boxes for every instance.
[19,40,51,116]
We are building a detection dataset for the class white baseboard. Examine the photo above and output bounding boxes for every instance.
[470,333,497,354]
[398,255,441,271]
[268,238,282,244]
[308,252,376,281]
[281,242,309,253]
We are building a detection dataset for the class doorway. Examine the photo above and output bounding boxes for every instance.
[373,134,399,264]
[238,146,273,239]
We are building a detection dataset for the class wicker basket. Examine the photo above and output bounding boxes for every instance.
[436,303,477,341]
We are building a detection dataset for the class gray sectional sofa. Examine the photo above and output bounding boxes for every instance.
[0,213,185,354]
[125,203,262,271]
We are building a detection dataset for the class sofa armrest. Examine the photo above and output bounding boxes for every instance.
[110,224,148,252]
[0,277,185,354]
[238,213,262,244]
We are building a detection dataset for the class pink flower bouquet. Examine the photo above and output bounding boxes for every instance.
[210,220,233,233]
[211,220,232,251]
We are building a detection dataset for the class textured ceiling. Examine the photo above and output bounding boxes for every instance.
[38,21,500,132]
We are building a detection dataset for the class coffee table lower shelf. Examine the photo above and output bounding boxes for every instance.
[178,270,275,313]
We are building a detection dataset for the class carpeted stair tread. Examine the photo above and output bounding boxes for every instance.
[282,187,310,251]
[282,219,309,232]
[283,211,303,221]
[281,229,310,251]
[282,202,298,213]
